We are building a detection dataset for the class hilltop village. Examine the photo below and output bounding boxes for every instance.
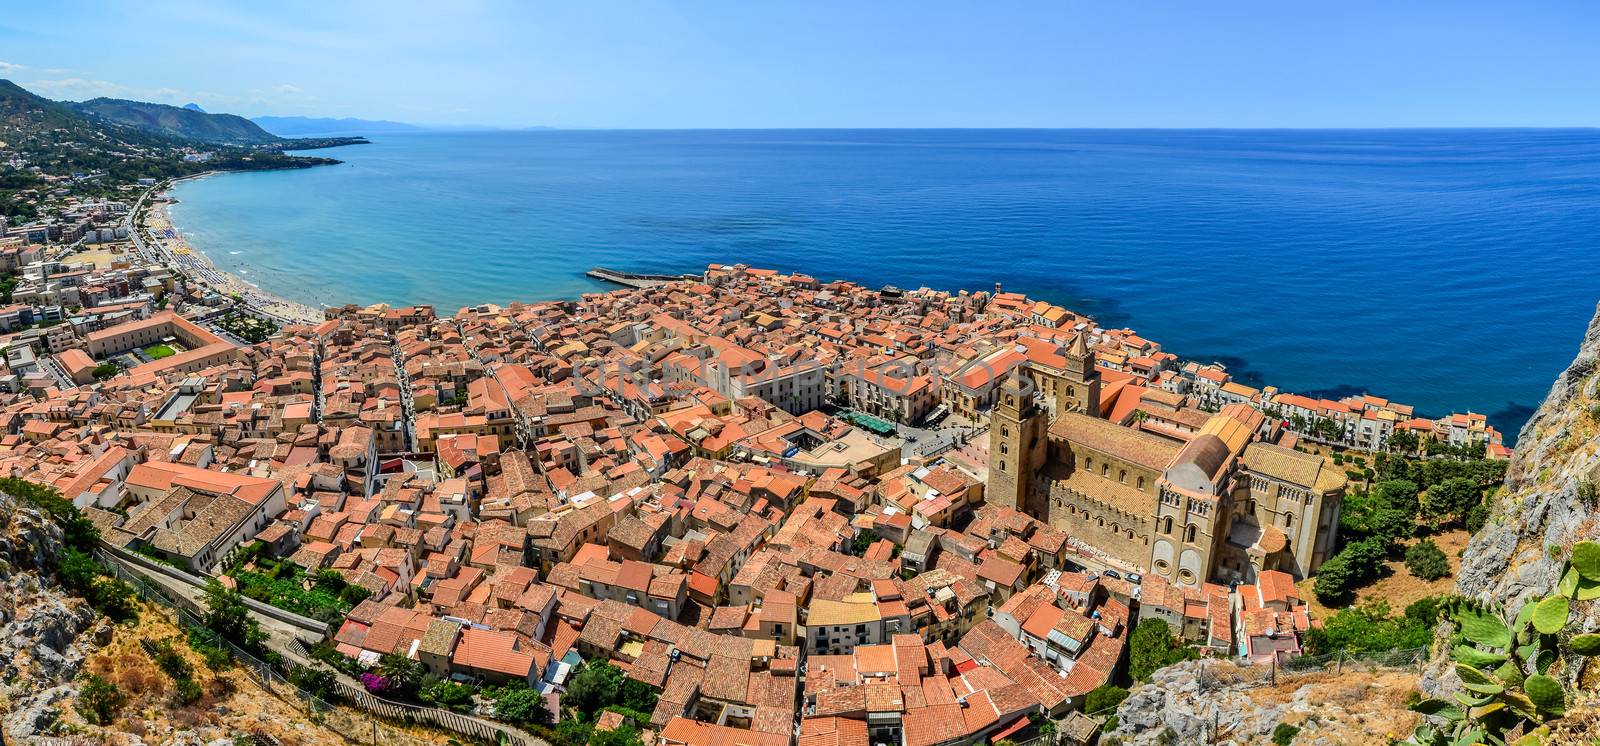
[0,218,1511,744]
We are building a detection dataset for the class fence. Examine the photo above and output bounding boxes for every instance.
[95,550,540,746]
[1197,646,1429,691]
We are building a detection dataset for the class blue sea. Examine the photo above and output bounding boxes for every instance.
[167,129,1600,441]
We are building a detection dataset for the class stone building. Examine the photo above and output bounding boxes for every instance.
[991,350,1345,589]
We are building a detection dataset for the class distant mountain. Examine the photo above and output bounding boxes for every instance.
[182,102,206,113]
[68,97,283,146]
[0,78,92,135]
[0,79,362,221]
[253,115,424,137]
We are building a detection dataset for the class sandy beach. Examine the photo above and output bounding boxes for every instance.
[141,183,323,325]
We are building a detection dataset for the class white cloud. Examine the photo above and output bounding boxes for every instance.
[19,78,193,105]
[0,61,24,73]
[276,83,303,95]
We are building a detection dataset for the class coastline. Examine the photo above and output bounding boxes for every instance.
[138,177,323,325]
[146,129,1587,441]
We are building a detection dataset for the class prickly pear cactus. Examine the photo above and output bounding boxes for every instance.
[1411,540,1600,745]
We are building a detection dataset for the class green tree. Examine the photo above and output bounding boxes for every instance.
[203,579,265,651]
[1422,477,1479,528]
[619,677,659,713]
[289,664,337,700]
[1388,429,1419,455]
[1404,539,1450,581]
[1311,536,1388,606]
[1465,500,1491,533]
[851,530,882,556]
[1372,479,1421,517]
[493,685,550,725]
[566,660,624,716]
[377,652,425,697]
[1128,618,1198,681]
[592,726,646,746]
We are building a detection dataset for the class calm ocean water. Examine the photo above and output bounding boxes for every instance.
[168,129,1600,440]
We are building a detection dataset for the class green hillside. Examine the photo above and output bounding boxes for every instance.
[69,97,283,146]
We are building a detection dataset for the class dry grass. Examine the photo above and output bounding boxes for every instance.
[59,602,353,746]
[1299,528,1469,618]
[1255,668,1423,744]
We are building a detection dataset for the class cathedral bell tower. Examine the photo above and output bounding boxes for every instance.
[1060,332,1102,417]
[988,369,1048,517]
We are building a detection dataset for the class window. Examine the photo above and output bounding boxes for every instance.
[1185,524,1197,543]
[1285,513,1294,529]
[1137,476,1146,490]
[1162,516,1173,534]
[1119,469,1127,484]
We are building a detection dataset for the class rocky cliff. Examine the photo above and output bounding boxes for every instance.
[1413,303,1600,706]
[1453,302,1600,618]
[1107,659,1421,745]
[0,490,109,740]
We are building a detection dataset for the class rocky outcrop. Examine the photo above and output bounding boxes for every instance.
[1455,302,1600,614]
[0,491,106,742]
[1419,303,1600,697]
[1107,659,1421,745]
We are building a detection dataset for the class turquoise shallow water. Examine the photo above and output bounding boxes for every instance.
[167,129,1600,440]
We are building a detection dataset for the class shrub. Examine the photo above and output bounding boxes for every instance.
[173,676,204,704]
[492,685,550,726]
[420,675,476,712]
[359,671,397,696]
[185,627,233,670]
[1301,597,1445,655]
[1272,722,1300,745]
[1404,539,1450,581]
[77,673,124,724]
[1128,619,1198,681]
[1579,479,1598,508]
[289,664,337,700]
[89,577,139,622]
[591,725,646,746]
[1085,683,1129,715]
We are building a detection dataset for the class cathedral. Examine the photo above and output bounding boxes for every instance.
[987,336,1345,589]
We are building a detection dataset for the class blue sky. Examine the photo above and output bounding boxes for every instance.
[2,1,1596,128]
